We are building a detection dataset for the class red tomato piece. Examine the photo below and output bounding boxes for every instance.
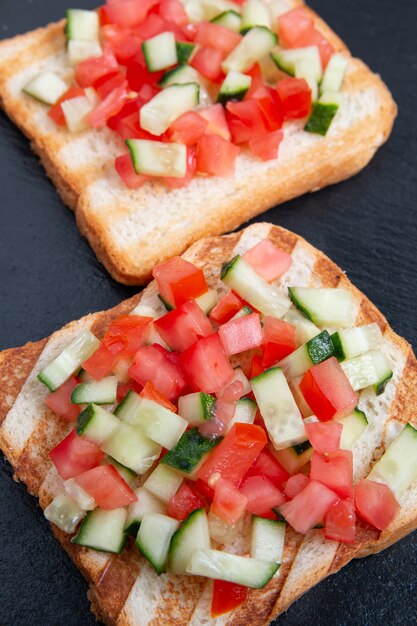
[244,64,264,100]
[305,421,343,453]
[75,465,138,509]
[158,0,188,26]
[195,22,241,55]
[211,580,248,617]
[105,0,158,27]
[49,430,104,480]
[179,333,234,394]
[168,482,207,520]
[354,479,399,531]
[191,46,224,81]
[107,94,143,130]
[163,147,196,189]
[154,299,213,352]
[209,292,244,325]
[44,376,81,422]
[115,153,149,189]
[48,86,84,126]
[152,256,208,308]
[289,376,313,418]
[129,344,186,400]
[139,381,178,412]
[255,89,284,131]
[276,77,312,120]
[168,111,208,146]
[94,70,126,99]
[219,312,263,356]
[99,6,113,26]
[88,83,128,128]
[277,7,314,48]
[125,49,164,90]
[82,343,118,381]
[249,353,264,379]
[325,499,356,544]
[261,317,296,368]
[75,52,118,88]
[279,479,339,534]
[299,357,357,422]
[226,99,267,144]
[249,129,283,161]
[117,380,142,402]
[198,104,231,141]
[211,477,248,525]
[197,423,267,487]
[239,475,285,518]
[245,449,289,489]
[244,239,292,282]
[194,478,214,503]
[294,27,334,68]
[196,135,239,177]
[107,315,152,356]
[101,24,143,65]
[310,450,353,499]
[284,473,309,499]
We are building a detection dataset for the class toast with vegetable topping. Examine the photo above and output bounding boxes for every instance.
[0,0,396,285]
[0,222,416,626]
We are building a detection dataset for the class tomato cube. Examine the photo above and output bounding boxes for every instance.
[129,344,187,400]
[152,256,208,308]
[179,333,234,393]
[249,353,264,379]
[245,449,289,489]
[199,104,231,141]
[305,421,343,453]
[94,70,126,99]
[75,53,118,88]
[226,100,267,144]
[196,134,239,177]
[75,465,137,509]
[106,0,158,28]
[284,473,309,499]
[219,312,263,356]
[88,83,128,129]
[191,46,224,81]
[278,8,314,48]
[115,154,149,189]
[48,86,84,126]
[139,381,177,412]
[195,22,242,55]
[279,479,339,534]
[239,475,285,518]
[209,292,244,325]
[158,0,189,26]
[261,317,296,368]
[168,111,208,146]
[325,499,356,544]
[354,479,399,531]
[310,450,353,499]
[249,129,283,161]
[276,77,312,120]
[44,376,81,422]
[49,431,104,480]
[211,477,248,525]
[168,482,207,520]
[211,580,248,617]
[154,299,213,352]
[243,239,292,282]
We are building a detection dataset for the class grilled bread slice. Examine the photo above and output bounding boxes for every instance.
[0,1,396,285]
[0,222,416,625]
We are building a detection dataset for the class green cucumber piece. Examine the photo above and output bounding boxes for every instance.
[158,293,174,311]
[211,10,242,32]
[222,26,277,73]
[176,41,196,64]
[218,70,252,104]
[61,93,95,133]
[38,329,100,391]
[23,71,68,105]
[271,45,322,81]
[127,139,187,178]
[159,64,203,88]
[227,397,257,431]
[76,404,119,446]
[337,408,368,450]
[295,55,318,101]
[136,513,180,574]
[202,0,240,20]
[71,508,127,553]
[128,398,188,449]
[241,0,271,34]
[169,508,210,574]
[103,457,137,486]
[195,289,218,314]
[305,100,339,135]
[320,53,348,93]
[340,352,379,391]
[278,330,334,379]
[101,422,161,474]
[143,464,183,504]
[142,31,178,72]
[331,323,382,361]
[67,40,102,65]
[273,444,313,473]
[66,9,99,41]
[289,287,354,328]
[139,83,200,136]
[44,492,85,534]
[162,428,222,475]
[251,516,285,566]
[370,350,393,395]
[283,308,320,345]
[115,389,141,421]
[178,392,216,426]
[125,487,167,537]
[71,376,118,405]
[229,305,253,321]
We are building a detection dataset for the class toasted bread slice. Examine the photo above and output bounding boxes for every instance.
[0,1,396,285]
[0,222,416,626]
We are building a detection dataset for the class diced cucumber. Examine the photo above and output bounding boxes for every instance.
[71,376,118,405]
[176,41,197,64]
[136,513,180,574]
[211,10,242,32]
[71,507,127,553]
[195,289,218,314]
[340,352,378,391]
[44,492,85,534]
[337,408,368,450]
[103,457,137,486]
[140,83,200,136]
[169,508,210,574]
[251,516,285,567]
[181,0,205,21]
[38,329,100,391]
[268,0,293,22]
[76,403,120,445]
[289,287,354,328]
[251,367,306,449]
[331,323,382,361]
[370,350,393,395]
[295,56,318,101]
[187,548,279,588]
[218,70,252,104]
[159,64,201,88]
[66,9,99,41]
[128,398,188,449]
[283,308,320,345]
[278,331,334,379]
[368,424,417,498]
[178,392,216,426]
[67,40,102,65]
[61,94,95,133]
[64,478,96,511]
[271,46,322,81]
[229,305,253,321]
[127,139,187,178]
[202,0,240,20]
[158,293,174,311]
[125,487,167,537]
[228,397,257,431]
[23,71,68,106]
[222,26,277,73]
[101,422,161,474]
[143,464,183,504]
[115,389,141,421]
[304,91,343,136]
[273,442,312,473]
[289,376,313,417]
[142,31,177,73]
[241,0,271,33]
[221,256,290,318]
[320,53,348,93]
[162,428,221,475]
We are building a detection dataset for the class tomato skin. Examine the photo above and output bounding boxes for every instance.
[75,465,138,509]
[115,153,149,189]
[195,22,241,55]
[88,83,128,128]
[243,239,292,282]
[310,450,353,499]
[191,46,224,81]
[197,423,267,487]
[305,421,343,453]
[82,343,118,381]
[278,8,314,48]
[219,313,263,356]
[279,479,339,534]
[44,376,81,422]
[245,449,290,489]
[276,77,312,120]
[168,111,208,146]
[211,580,248,617]
[179,333,234,394]
[139,381,177,412]
[196,135,239,177]
[249,129,283,161]
[284,473,309,499]
[249,353,264,379]
[129,344,186,400]
[239,475,285,518]
[261,317,296,368]
[154,299,213,352]
[152,256,208,308]
[325,499,356,544]
[48,86,84,126]
[168,482,207,520]
[209,292,244,325]
[354,479,399,531]
[108,315,152,355]
[49,431,104,480]
[299,357,357,422]
[211,477,248,525]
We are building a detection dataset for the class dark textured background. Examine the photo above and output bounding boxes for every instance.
[0,1,416,624]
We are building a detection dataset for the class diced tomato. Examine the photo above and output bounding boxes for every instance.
[209,292,244,325]
[168,482,207,520]
[117,380,142,402]
[299,357,357,422]
[279,479,339,534]
[168,111,208,146]
[139,381,177,412]
[191,46,224,81]
[211,580,248,617]
[249,129,283,161]
[49,431,104,480]
[99,6,113,26]
[129,344,186,400]
[278,8,314,48]
[244,64,264,100]
[305,421,343,453]
[94,70,126,99]
[179,333,234,394]
[294,27,334,68]
[195,22,241,55]
[75,52,118,88]
[154,299,213,352]
[134,12,167,38]
[273,445,313,475]
[284,473,309,499]
[107,94,143,130]
[211,477,248,525]
[75,465,137,509]
[88,83,128,128]
[101,24,143,64]
[105,0,159,28]
[219,313,263,356]
[198,104,231,141]
[249,353,264,379]
[158,0,188,26]
[194,478,214,503]
[44,376,81,422]
[239,475,285,518]
[276,77,312,120]
[115,153,149,189]
[48,86,84,126]
[261,317,296,368]
[255,89,284,132]
[244,239,292,282]
[82,343,117,381]
[325,499,356,544]
[196,135,239,177]
[310,450,353,499]
[163,147,196,189]
[245,449,289,489]
[125,49,164,91]
[197,423,267,487]
[107,315,153,356]
[354,479,399,531]
[226,100,267,144]
[153,256,208,308]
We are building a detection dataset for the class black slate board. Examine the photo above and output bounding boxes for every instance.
[0,1,416,625]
